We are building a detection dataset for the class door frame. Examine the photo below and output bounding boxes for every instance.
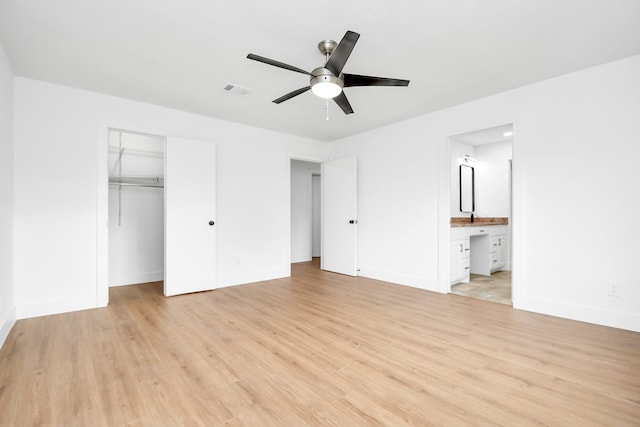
[97,120,169,307]
[311,173,322,258]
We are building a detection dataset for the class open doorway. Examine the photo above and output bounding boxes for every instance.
[291,159,322,266]
[448,124,513,305]
[108,129,165,289]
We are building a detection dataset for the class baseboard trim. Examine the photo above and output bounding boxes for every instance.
[357,268,436,292]
[109,271,164,287]
[0,305,17,349]
[17,295,97,320]
[217,267,290,288]
[515,296,640,333]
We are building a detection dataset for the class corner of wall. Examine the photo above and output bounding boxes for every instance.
[0,305,16,349]
[0,40,16,351]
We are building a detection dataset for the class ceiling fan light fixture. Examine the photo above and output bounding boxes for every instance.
[310,67,343,99]
[311,80,342,99]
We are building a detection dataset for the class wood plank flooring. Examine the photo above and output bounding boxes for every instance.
[1,259,639,426]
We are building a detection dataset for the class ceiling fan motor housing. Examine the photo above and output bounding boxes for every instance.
[310,67,344,89]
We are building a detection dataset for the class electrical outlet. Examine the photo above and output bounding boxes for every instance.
[607,283,620,297]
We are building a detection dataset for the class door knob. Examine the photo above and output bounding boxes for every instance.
[349,219,358,224]
[208,221,215,226]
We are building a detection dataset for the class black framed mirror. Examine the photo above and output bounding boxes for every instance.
[459,164,475,213]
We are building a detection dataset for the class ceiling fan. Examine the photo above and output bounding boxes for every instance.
[247,31,410,115]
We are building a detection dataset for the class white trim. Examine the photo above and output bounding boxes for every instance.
[0,305,16,349]
[217,267,289,289]
[109,271,165,287]
[290,154,328,164]
[438,133,451,293]
[358,268,435,290]
[515,296,640,333]
[17,295,95,320]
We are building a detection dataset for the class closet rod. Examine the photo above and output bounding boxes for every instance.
[109,182,164,189]
[108,146,164,157]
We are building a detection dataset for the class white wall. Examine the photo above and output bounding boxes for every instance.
[0,42,15,347]
[475,141,512,218]
[13,77,327,318]
[109,186,164,285]
[331,54,640,332]
[9,54,640,333]
[328,133,438,289]
[291,160,321,263]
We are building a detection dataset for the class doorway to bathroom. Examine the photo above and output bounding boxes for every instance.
[448,124,513,305]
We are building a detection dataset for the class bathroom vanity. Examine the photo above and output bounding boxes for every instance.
[450,218,508,285]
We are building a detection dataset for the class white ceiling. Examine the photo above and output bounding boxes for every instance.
[1,0,639,142]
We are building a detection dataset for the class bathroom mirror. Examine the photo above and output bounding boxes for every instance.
[459,164,475,213]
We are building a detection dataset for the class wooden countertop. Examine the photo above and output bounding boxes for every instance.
[451,217,508,227]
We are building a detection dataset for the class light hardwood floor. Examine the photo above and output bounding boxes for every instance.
[1,259,639,426]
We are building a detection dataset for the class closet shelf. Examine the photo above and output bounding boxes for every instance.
[109,175,164,188]
[108,146,163,158]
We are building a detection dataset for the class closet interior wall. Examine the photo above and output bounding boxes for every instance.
[108,129,165,286]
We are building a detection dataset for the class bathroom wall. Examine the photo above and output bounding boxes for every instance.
[475,141,512,218]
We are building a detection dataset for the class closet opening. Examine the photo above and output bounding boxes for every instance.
[108,129,166,289]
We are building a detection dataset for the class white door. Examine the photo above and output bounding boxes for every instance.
[322,156,357,276]
[164,137,216,296]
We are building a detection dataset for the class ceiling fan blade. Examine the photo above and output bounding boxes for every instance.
[247,54,311,75]
[343,74,410,87]
[333,91,354,115]
[273,86,311,104]
[324,31,360,76]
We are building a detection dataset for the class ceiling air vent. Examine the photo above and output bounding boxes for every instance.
[223,83,251,95]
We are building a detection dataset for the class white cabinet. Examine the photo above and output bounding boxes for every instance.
[450,239,470,284]
[490,234,507,272]
[450,225,508,284]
